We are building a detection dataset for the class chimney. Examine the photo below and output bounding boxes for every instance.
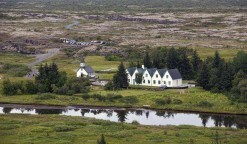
[142,65,145,69]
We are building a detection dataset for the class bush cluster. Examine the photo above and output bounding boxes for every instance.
[155,97,183,105]
[197,101,213,107]
[0,63,30,77]
[81,93,139,104]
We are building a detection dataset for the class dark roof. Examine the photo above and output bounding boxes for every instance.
[84,66,94,73]
[168,69,182,80]
[157,68,167,77]
[127,67,137,76]
[136,68,145,74]
[147,68,157,77]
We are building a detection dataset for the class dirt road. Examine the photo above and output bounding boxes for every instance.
[26,48,59,78]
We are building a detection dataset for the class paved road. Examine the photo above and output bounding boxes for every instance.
[26,48,59,78]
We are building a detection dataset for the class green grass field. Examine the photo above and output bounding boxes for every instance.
[0,53,35,65]
[0,114,246,144]
[0,87,246,114]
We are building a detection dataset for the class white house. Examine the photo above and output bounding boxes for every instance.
[77,63,95,78]
[126,65,182,87]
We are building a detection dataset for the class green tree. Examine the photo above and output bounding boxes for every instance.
[232,51,247,74]
[97,134,106,144]
[112,62,129,89]
[197,63,210,90]
[191,50,201,75]
[143,52,152,68]
[213,50,221,68]
[178,52,193,80]
[166,48,179,69]
[35,63,67,93]
[219,63,233,91]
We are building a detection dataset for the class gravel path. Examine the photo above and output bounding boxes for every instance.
[25,48,59,78]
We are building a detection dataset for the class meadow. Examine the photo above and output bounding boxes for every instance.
[0,87,246,114]
[0,114,246,144]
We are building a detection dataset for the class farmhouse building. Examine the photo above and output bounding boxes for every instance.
[126,65,182,87]
[76,63,95,78]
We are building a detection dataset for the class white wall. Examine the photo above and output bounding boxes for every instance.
[76,68,82,77]
[142,70,152,86]
[162,71,173,87]
[152,71,162,87]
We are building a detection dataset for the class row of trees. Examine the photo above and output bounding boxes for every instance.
[129,47,201,80]
[115,47,246,102]
[197,51,247,102]
[2,63,90,96]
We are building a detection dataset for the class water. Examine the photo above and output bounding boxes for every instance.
[0,104,246,129]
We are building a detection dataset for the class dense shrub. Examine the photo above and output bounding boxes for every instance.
[35,93,56,100]
[2,79,26,95]
[155,96,172,105]
[0,63,30,77]
[81,93,90,100]
[91,94,106,101]
[121,96,139,104]
[106,93,123,102]
[173,99,183,104]
[198,101,213,107]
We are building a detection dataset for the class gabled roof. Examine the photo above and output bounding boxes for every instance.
[157,68,167,77]
[136,68,145,74]
[126,67,137,76]
[147,68,157,77]
[168,69,182,80]
[84,66,94,73]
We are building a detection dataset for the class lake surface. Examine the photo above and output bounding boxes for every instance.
[0,104,246,129]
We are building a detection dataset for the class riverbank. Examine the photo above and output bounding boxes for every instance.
[0,87,246,115]
[0,114,246,144]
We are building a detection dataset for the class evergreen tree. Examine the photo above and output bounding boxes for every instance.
[197,63,210,90]
[136,61,141,68]
[143,52,152,68]
[191,50,201,75]
[35,63,67,93]
[213,50,221,68]
[166,48,180,69]
[232,51,247,74]
[219,63,233,91]
[112,62,129,89]
[152,52,161,69]
[178,52,193,80]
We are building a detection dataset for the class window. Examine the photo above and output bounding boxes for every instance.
[148,80,150,84]
[143,80,145,83]
[128,79,130,82]
[146,74,148,77]
[168,81,171,85]
[153,80,156,84]
[158,81,160,84]
[156,74,158,78]
[164,81,166,84]
[166,75,168,78]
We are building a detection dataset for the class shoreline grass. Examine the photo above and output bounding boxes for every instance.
[0,114,246,144]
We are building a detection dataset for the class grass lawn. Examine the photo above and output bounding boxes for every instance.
[0,114,246,144]
[0,53,35,65]
[85,56,121,71]
[0,87,246,114]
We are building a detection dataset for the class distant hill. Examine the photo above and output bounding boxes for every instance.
[1,0,247,12]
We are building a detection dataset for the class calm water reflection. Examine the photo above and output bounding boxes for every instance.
[0,104,246,129]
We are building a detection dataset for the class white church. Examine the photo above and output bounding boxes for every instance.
[126,65,182,87]
[76,63,95,78]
